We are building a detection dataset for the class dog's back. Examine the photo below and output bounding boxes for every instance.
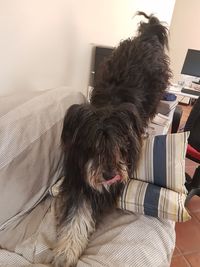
[90,12,171,124]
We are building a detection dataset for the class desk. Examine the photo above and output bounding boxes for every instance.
[167,85,199,100]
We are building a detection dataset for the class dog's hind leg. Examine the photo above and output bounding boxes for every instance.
[53,201,95,267]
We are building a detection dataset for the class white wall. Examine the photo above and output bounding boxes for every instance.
[0,0,175,95]
[169,0,200,83]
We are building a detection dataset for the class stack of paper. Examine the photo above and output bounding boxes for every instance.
[152,113,169,126]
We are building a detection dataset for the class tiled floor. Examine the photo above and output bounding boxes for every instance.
[170,103,200,267]
[171,195,200,267]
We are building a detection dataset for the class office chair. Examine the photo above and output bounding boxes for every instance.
[183,97,200,205]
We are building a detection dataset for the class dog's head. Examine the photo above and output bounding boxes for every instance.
[61,103,143,193]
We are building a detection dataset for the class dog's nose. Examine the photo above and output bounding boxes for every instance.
[103,171,116,181]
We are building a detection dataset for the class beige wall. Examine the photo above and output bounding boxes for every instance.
[0,0,175,96]
[169,0,200,84]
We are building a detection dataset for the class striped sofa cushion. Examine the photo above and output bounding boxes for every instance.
[134,132,189,193]
[118,179,190,222]
[117,132,190,222]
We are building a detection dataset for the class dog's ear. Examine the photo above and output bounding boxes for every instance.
[61,104,82,149]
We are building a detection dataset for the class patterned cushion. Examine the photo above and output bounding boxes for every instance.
[134,132,189,193]
[117,132,191,222]
[118,180,190,222]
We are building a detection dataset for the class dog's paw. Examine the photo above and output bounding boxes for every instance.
[53,248,79,267]
[53,200,95,266]
[53,253,68,267]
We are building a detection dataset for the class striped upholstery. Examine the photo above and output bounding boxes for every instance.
[134,132,189,193]
[118,180,190,222]
[0,87,86,230]
[118,132,191,222]
[0,200,175,267]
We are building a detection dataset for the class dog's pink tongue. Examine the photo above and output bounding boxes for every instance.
[103,175,122,185]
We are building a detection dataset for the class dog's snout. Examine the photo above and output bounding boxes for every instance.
[103,171,116,181]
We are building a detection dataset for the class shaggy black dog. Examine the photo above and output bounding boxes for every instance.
[53,12,171,267]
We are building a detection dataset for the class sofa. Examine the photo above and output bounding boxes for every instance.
[0,87,176,267]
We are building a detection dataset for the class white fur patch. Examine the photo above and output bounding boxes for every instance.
[53,201,95,267]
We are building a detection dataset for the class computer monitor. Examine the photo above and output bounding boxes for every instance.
[90,46,114,87]
[181,49,200,84]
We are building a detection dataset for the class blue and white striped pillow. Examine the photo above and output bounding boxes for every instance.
[117,132,190,222]
[134,132,189,193]
[118,179,190,222]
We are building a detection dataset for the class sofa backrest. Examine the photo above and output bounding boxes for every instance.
[0,87,85,230]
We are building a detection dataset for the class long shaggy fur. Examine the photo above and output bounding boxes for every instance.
[91,12,171,124]
[53,12,171,267]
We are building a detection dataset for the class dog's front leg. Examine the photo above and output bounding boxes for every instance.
[53,201,95,267]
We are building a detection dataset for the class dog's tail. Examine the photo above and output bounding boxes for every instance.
[136,11,168,49]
